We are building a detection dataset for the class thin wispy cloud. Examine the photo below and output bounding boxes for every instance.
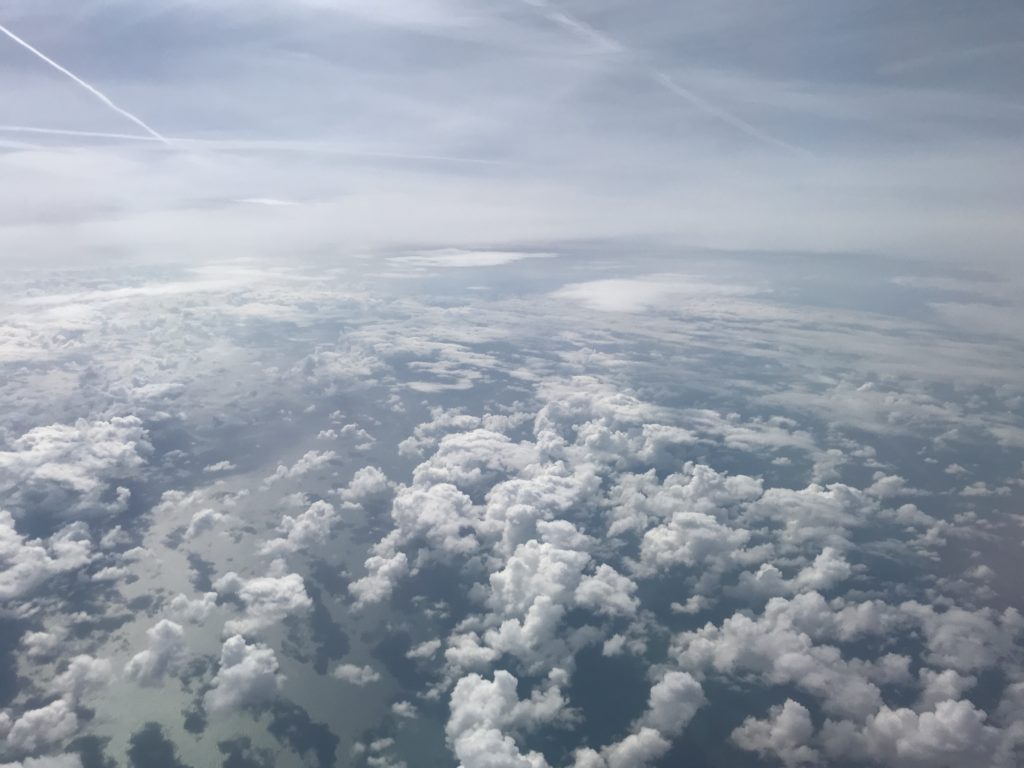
[0,22,170,145]
[523,0,807,156]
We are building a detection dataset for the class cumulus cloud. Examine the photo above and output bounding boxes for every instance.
[0,417,149,518]
[732,699,819,767]
[446,669,570,768]
[204,635,284,711]
[124,619,186,685]
[167,591,218,624]
[51,654,113,705]
[4,699,78,753]
[0,510,92,602]
[260,500,338,555]
[333,663,381,686]
[214,566,312,635]
[262,450,336,486]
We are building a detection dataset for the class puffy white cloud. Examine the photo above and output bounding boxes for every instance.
[674,594,887,718]
[411,429,538,492]
[574,565,639,618]
[0,511,92,601]
[391,701,417,719]
[204,635,284,711]
[899,602,1024,672]
[185,508,226,539]
[0,417,149,518]
[728,547,852,599]
[260,500,338,555]
[916,668,977,712]
[167,591,218,624]
[124,619,186,685]
[215,567,312,635]
[640,671,706,737]
[262,449,336,486]
[333,663,381,686]
[732,699,819,767]
[821,699,1009,768]
[51,654,113,705]
[5,700,78,753]
[407,639,442,659]
[340,466,395,505]
[349,551,408,608]
[446,669,571,768]
[21,630,61,660]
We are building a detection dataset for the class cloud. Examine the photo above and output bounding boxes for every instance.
[204,635,284,712]
[124,619,186,685]
[732,699,819,767]
[51,654,113,705]
[0,510,92,602]
[260,500,338,555]
[0,417,150,518]
[262,450,337,486]
[446,669,571,768]
[0,756,83,768]
[4,699,78,753]
[0,23,168,143]
[388,249,558,268]
[167,592,217,624]
[821,699,1010,768]
[332,663,381,686]
[214,567,313,635]
[550,275,761,313]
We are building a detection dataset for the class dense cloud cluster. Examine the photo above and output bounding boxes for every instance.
[0,258,1021,768]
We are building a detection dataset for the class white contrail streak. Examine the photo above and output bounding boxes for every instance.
[0,22,170,145]
[0,125,164,142]
[523,0,807,156]
[0,125,510,166]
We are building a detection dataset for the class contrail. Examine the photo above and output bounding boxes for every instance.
[523,0,806,156]
[0,22,170,145]
[0,125,164,142]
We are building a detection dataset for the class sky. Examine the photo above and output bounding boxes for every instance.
[0,0,1023,269]
[1,4,1024,768]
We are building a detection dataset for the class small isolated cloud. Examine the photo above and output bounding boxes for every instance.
[391,700,418,719]
[204,635,284,712]
[333,663,381,686]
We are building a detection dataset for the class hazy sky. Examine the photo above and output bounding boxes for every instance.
[1,0,1022,270]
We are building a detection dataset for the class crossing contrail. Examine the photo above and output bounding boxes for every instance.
[0,22,170,145]
[523,0,807,157]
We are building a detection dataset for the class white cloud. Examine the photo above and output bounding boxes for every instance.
[51,654,113,705]
[333,663,381,686]
[550,275,761,313]
[204,635,284,711]
[260,500,338,555]
[732,699,819,767]
[389,249,557,268]
[5,699,78,753]
[167,592,218,624]
[215,567,312,635]
[0,510,92,602]
[124,619,186,686]
[0,417,149,518]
